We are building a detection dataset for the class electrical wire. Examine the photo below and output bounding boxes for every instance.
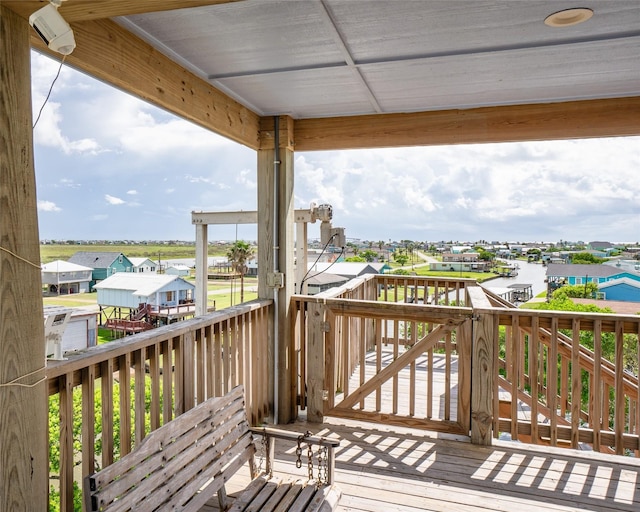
[299,234,345,294]
[33,55,66,129]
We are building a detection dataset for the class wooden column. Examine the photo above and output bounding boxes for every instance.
[0,6,48,509]
[467,287,496,445]
[306,301,326,422]
[194,222,208,316]
[257,116,295,423]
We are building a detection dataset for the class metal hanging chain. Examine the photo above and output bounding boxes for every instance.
[307,440,314,481]
[296,431,311,469]
[256,428,269,476]
[316,440,328,486]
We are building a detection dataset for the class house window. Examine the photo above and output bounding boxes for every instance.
[118,255,123,264]
[576,277,583,284]
[166,291,174,302]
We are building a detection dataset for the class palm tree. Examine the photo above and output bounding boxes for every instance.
[227,240,255,304]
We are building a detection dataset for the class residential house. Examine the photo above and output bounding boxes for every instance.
[546,263,640,299]
[41,260,93,294]
[93,273,195,309]
[129,257,157,273]
[304,271,349,295]
[432,253,492,272]
[308,261,386,280]
[165,264,191,277]
[68,251,134,288]
[598,278,640,302]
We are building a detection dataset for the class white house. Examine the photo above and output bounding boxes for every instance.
[165,264,191,277]
[93,273,195,309]
[41,260,93,294]
[129,257,158,273]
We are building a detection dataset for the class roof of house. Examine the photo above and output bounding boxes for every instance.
[306,272,350,286]
[546,264,623,279]
[167,264,191,270]
[129,257,156,267]
[93,273,195,296]
[598,277,640,290]
[42,260,93,272]
[68,251,128,269]
[589,241,614,249]
[309,262,384,278]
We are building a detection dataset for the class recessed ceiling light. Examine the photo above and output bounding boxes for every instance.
[544,8,594,27]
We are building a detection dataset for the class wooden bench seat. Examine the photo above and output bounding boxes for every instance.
[83,385,341,512]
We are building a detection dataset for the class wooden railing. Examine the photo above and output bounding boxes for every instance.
[295,275,640,455]
[46,299,272,511]
[292,275,476,429]
[478,288,640,455]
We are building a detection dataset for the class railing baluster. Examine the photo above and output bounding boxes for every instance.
[530,316,539,445]
[615,320,625,455]
[571,318,581,450]
[119,352,132,455]
[593,319,602,452]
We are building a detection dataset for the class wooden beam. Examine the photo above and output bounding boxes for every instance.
[0,6,48,509]
[294,97,640,151]
[4,0,242,22]
[29,17,260,149]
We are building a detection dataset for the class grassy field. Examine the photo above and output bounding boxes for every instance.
[40,243,230,264]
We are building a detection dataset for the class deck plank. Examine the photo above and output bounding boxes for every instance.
[201,417,640,512]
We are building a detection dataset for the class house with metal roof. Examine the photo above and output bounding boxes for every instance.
[598,278,640,302]
[93,273,195,309]
[41,260,93,294]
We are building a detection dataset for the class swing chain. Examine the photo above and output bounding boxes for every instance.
[317,440,328,486]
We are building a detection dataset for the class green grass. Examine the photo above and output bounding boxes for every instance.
[43,292,98,307]
[389,266,499,283]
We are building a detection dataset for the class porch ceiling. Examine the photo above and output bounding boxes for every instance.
[7,0,640,149]
[112,0,640,119]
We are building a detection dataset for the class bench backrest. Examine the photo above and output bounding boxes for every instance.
[84,385,254,511]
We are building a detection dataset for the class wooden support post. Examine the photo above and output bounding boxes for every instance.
[307,302,327,423]
[0,6,48,510]
[467,287,496,445]
[258,116,295,423]
[194,222,208,316]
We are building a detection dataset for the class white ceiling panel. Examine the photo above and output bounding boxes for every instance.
[119,0,640,119]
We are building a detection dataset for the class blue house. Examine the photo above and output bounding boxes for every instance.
[546,263,640,300]
[598,278,640,302]
[68,251,135,288]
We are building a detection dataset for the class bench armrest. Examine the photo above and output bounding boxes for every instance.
[250,426,340,484]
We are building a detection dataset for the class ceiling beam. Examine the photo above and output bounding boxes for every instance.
[293,97,640,152]
[30,17,260,150]
[4,1,242,22]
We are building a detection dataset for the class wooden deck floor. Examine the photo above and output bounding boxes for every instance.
[202,415,640,512]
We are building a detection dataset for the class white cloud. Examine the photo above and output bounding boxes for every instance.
[127,190,138,195]
[38,200,61,212]
[105,194,125,205]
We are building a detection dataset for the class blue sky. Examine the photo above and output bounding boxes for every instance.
[32,52,640,244]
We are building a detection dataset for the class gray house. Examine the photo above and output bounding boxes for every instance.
[41,260,93,294]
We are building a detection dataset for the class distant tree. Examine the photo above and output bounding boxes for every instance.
[345,256,366,262]
[571,252,604,264]
[377,240,385,251]
[552,282,598,299]
[346,242,359,256]
[227,240,255,303]
[393,251,409,266]
[360,249,377,262]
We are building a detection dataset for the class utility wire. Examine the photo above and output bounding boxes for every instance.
[33,55,66,129]
[299,234,345,294]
